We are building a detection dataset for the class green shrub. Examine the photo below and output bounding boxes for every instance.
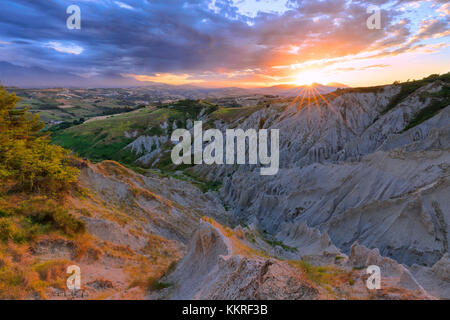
[0,86,80,192]
[0,218,30,243]
[147,276,173,291]
[18,197,85,236]
[403,85,450,131]
[34,260,68,282]
[292,260,342,285]
[0,267,28,299]
[382,82,423,115]
[382,73,450,115]
[0,219,14,242]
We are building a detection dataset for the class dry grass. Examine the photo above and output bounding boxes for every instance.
[200,216,270,258]
[289,260,354,287]
[33,259,69,288]
[0,242,72,299]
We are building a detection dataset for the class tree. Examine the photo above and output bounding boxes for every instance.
[0,86,79,192]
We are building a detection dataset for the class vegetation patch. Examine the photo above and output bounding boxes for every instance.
[382,73,449,115]
[290,260,353,287]
[18,197,85,236]
[261,231,298,253]
[52,131,135,164]
[0,87,79,192]
[402,85,449,132]
[33,259,69,284]
[0,243,69,299]
[0,87,86,298]
[147,276,173,291]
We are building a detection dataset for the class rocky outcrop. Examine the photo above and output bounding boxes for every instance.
[79,161,230,243]
[154,222,319,300]
[58,78,449,299]
[124,135,169,165]
[42,160,228,300]
[214,81,449,267]
[222,147,449,266]
[348,243,429,296]
[152,222,438,300]
[410,253,450,299]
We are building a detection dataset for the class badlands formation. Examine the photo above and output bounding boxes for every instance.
[127,79,449,299]
[39,78,448,299]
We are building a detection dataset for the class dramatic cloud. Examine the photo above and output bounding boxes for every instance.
[0,0,448,87]
[44,41,84,55]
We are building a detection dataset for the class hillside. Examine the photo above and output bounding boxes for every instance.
[1,156,438,300]
[51,73,450,298]
[1,72,449,299]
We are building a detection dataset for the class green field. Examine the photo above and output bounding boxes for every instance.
[51,100,221,166]
[11,87,148,126]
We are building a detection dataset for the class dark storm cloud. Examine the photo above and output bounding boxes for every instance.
[0,0,447,86]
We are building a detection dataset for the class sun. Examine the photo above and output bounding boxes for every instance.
[293,70,327,86]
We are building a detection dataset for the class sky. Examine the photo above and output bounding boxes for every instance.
[0,0,448,88]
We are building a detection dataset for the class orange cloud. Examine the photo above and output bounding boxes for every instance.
[122,73,205,85]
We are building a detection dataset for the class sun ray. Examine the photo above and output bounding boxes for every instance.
[296,88,308,113]
[306,87,322,118]
[326,88,368,115]
[283,87,309,120]
[286,87,306,113]
[311,87,338,116]
[306,87,312,122]
[325,90,353,109]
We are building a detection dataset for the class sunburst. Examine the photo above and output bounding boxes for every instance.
[282,85,344,120]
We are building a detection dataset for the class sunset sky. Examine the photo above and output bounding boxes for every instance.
[0,0,448,88]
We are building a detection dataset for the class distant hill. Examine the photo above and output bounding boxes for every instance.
[250,82,349,97]
[0,61,348,97]
[326,82,349,88]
